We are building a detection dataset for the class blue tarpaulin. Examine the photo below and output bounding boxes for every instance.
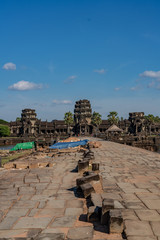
[49,139,88,150]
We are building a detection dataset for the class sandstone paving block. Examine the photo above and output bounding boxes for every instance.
[120,193,141,202]
[65,208,83,216]
[36,208,64,218]
[25,177,39,183]
[12,200,38,209]
[135,210,160,221]
[49,216,76,228]
[121,209,139,220]
[66,199,83,208]
[42,189,58,195]
[31,194,52,201]
[136,193,160,200]
[0,216,19,230]
[13,217,52,229]
[56,193,76,200]
[6,208,29,217]
[127,236,157,240]
[125,202,146,209]
[35,232,65,240]
[0,229,41,238]
[67,226,93,240]
[141,199,160,209]
[46,200,66,208]
[150,221,160,236]
[114,200,124,209]
[101,192,122,201]
[28,208,39,217]
[124,220,154,237]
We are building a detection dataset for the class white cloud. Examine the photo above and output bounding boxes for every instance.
[94,69,106,74]
[114,87,120,91]
[68,75,77,80]
[2,62,16,70]
[8,80,43,91]
[140,71,160,78]
[52,100,72,105]
[130,86,137,91]
[64,75,77,84]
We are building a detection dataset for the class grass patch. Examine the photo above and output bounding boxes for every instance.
[1,150,32,166]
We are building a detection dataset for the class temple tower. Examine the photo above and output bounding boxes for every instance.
[74,99,92,135]
[21,109,37,135]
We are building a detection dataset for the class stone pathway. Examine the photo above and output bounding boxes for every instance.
[0,138,160,239]
[91,138,160,240]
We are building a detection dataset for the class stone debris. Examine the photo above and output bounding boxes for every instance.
[88,141,102,148]
[80,183,95,198]
[109,209,124,234]
[78,159,89,173]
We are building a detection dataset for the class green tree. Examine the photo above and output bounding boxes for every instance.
[64,111,74,134]
[154,116,160,123]
[91,111,102,137]
[0,119,8,125]
[145,114,156,135]
[16,117,21,121]
[0,125,10,137]
[107,111,119,125]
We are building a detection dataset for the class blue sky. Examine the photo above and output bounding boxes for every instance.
[1,0,160,121]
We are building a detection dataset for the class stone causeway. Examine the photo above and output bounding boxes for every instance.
[0,137,160,239]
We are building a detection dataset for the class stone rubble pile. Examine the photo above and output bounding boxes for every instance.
[76,148,125,236]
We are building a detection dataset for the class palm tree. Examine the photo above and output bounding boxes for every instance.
[64,111,74,135]
[107,111,119,125]
[91,111,102,137]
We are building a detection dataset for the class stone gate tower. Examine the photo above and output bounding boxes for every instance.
[21,109,37,136]
[74,99,92,135]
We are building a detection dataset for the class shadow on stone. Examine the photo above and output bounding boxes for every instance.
[70,166,78,173]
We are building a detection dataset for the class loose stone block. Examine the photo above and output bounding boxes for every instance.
[91,193,102,207]
[101,198,114,225]
[78,160,89,173]
[15,162,29,169]
[92,162,99,171]
[76,173,100,186]
[80,183,95,198]
[4,162,14,169]
[109,209,124,234]
[87,206,100,222]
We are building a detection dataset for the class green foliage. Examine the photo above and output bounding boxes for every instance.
[16,117,21,121]
[91,111,102,127]
[0,119,8,125]
[107,111,119,125]
[0,125,10,137]
[64,111,74,125]
[145,114,160,123]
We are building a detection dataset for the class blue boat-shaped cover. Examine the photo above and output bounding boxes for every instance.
[49,139,88,150]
